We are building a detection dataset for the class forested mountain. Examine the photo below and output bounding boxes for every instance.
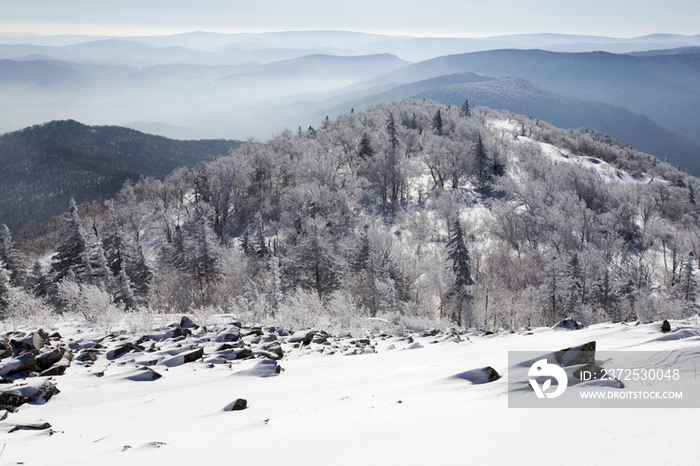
[376,49,700,146]
[0,120,240,233]
[2,101,698,330]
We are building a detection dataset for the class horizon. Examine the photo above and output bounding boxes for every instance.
[2,0,699,39]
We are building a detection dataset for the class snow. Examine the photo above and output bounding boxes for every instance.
[1,317,699,465]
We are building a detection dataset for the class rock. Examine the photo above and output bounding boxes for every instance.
[215,327,241,343]
[77,349,100,362]
[183,347,204,363]
[552,318,583,330]
[180,316,199,329]
[127,367,162,381]
[661,320,671,333]
[112,342,143,359]
[482,366,501,382]
[172,327,192,338]
[32,380,60,403]
[0,409,7,420]
[225,398,248,411]
[453,366,501,384]
[36,348,66,371]
[263,344,284,359]
[0,340,13,359]
[288,329,315,345]
[0,353,36,377]
[9,422,52,433]
[0,392,31,408]
[39,365,67,377]
[554,341,596,367]
[10,332,46,354]
[49,332,62,340]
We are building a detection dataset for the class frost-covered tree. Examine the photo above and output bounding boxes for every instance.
[446,220,475,325]
[51,199,90,282]
[0,224,27,287]
[459,99,471,118]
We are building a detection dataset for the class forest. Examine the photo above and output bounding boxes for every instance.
[1,100,698,331]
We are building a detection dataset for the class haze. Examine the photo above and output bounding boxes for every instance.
[3,0,699,37]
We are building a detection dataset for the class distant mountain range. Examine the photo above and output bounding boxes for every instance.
[0,120,240,233]
[1,31,700,175]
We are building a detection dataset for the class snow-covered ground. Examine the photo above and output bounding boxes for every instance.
[1,317,699,465]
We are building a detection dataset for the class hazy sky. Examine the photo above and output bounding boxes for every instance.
[2,0,698,38]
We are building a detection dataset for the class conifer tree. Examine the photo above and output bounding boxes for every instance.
[446,219,474,326]
[432,109,443,136]
[459,99,471,118]
[0,224,27,287]
[51,199,89,282]
[358,133,374,159]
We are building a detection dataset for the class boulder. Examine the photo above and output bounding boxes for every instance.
[36,348,65,371]
[183,347,204,363]
[552,319,583,330]
[225,398,248,411]
[32,380,60,403]
[453,366,501,384]
[554,341,596,367]
[10,332,46,354]
[215,327,241,343]
[288,329,315,345]
[0,340,13,359]
[111,342,143,359]
[40,365,67,377]
[180,316,199,329]
[0,392,30,408]
[661,320,671,333]
[0,353,36,377]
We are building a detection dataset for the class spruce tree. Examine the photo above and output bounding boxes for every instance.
[51,199,89,282]
[358,133,374,159]
[0,224,27,287]
[459,99,471,118]
[432,109,443,136]
[446,220,474,326]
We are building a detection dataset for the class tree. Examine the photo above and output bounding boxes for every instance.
[432,109,443,136]
[0,224,27,287]
[358,133,374,159]
[446,220,475,326]
[473,133,491,190]
[51,199,89,282]
[459,99,471,118]
[386,113,398,152]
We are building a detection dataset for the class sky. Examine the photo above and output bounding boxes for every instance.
[1,0,698,38]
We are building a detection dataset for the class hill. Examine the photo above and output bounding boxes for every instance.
[0,120,240,232]
[377,49,700,146]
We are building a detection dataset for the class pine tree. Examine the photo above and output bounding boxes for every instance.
[115,266,136,309]
[26,260,51,298]
[186,217,220,290]
[447,220,474,289]
[51,199,89,282]
[459,99,471,118]
[102,202,125,276]
[432,109,443,136]
[125,245,152,299]
[358,133,374,159]
[473,133,491,190]
[0,262,10,315]
[446,220,474,326]
[0,224,27,287]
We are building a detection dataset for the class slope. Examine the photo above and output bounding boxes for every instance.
[0,120,240,233]
[377,49,700,145]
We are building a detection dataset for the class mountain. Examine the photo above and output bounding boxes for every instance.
[0,120,240,233]
[376,49,700,146]
[411,76,700,176]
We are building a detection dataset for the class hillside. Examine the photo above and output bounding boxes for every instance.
[411,76,700,176]
[0,120,240,232]
[377,49,700,146]
[2,101,697,335]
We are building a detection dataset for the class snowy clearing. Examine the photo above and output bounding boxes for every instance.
[1,316,699,465]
